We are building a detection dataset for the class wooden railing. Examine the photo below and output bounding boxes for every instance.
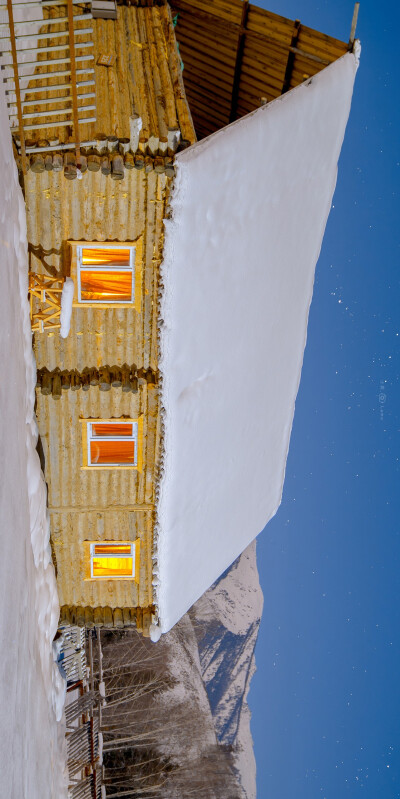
[0,0,96,171]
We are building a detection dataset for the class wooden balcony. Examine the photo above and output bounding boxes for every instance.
[0,0,97,172]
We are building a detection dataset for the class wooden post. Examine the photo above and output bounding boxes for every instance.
[349,2,360,48]
[61,370,71,390]
[99,366,111,391]
[67,0,81,161]
[82,368,91,391]
[124,152,135,170]
[136,367,146,386]
[111,367,122,387]
[41,369,52,395]
[6,0,28,174]
[229,0,249,124]
[52,372,62,399]
[53,154,63,172]
[89,368,99,386]
[121,364,131,392]
[88,630,95,693]
[98,628,103,730]
[282,19,301,95]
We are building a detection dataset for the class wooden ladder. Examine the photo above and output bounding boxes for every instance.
[0,0,97,172]
[29,272,64,332]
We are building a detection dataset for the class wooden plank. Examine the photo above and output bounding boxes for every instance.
[179,45,235,89]
[152,8,179,130]
[180,62,236,105]
[175,16,238,65]
[160,4,196,143]
[183,94,229,132]
[282,18,300,94]
[67,0,81,158]
[237,80,283,109]
[239,59,287,92]
[171,0,243,26]
[177,37,236,80]
[290,44,330,66]
[171,0,242,35]
[229,0,249,123]
[144,7,169,140]
[349,2,360,47]
[182,82,230,123]
[247,2,297,30]
[298,25,347,58]
[6,0,28,173]
[246,4,294,41]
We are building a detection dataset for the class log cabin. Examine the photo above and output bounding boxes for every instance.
[2,0,359,637]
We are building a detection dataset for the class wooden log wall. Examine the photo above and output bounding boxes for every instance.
[60,604,155,635]
[17,3,196,178]
[37,365,158,397]
[20,147,180,180]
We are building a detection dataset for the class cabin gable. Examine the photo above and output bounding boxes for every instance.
[3,0,356,636]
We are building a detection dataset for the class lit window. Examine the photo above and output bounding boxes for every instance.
[90,542,136,579]
[77,244,135,304]
[86,420,138,467]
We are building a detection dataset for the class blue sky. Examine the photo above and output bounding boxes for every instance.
[249,1,400,797]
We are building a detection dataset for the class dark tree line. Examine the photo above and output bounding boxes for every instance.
[90,628,243,799]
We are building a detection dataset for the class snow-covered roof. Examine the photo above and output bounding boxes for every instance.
[154,50,359,636]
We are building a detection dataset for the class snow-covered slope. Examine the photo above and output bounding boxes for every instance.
[155,50,359,634]
[159,544,262,798]
[0,76,67,798]
[190,543,263,799]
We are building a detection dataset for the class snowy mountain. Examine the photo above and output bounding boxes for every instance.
[189,541,263,799]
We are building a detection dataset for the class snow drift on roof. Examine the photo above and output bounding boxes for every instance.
[155,51,359,635]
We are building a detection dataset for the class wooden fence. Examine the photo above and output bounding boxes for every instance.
[59,625,104,799]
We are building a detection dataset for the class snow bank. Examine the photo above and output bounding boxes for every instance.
[156,52,358,634]
[60,277,74,338]
[0,74,67,796]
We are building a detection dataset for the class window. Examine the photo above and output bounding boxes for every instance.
[90,542,136,579]
[69,239,143,310]
[81,418,143,470]
[78,244,134,303]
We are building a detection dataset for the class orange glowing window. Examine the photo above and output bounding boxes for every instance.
[90,542,135,579]
[87,421,138,467]
[94,544,131,554]
[82,247,130,267]
[91,423,133,437]
[77,245,134,303]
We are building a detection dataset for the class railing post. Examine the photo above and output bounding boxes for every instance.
[6,0,28,173]
[67,0,81,160]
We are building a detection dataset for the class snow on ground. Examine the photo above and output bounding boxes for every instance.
[0,79,68,797]
[155,51,359,634]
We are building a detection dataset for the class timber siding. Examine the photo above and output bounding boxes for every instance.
[21,2,194,634]
[26,168,167,372]
[23,4,195,152]
[37,382,158,609]
[170,0,349,139]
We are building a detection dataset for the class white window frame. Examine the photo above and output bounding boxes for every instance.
[87,420,138,467]
[90,542,136,580]
[77,243,135,304]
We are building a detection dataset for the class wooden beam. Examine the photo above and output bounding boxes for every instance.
[349,2,360,48]
[281,18,300,95]
[229,0,249,123]
[6,0,27,174]
[67,0,80,160]
[288,45,330,66]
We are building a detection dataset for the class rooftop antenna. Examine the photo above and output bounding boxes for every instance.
[349,2,360,49]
